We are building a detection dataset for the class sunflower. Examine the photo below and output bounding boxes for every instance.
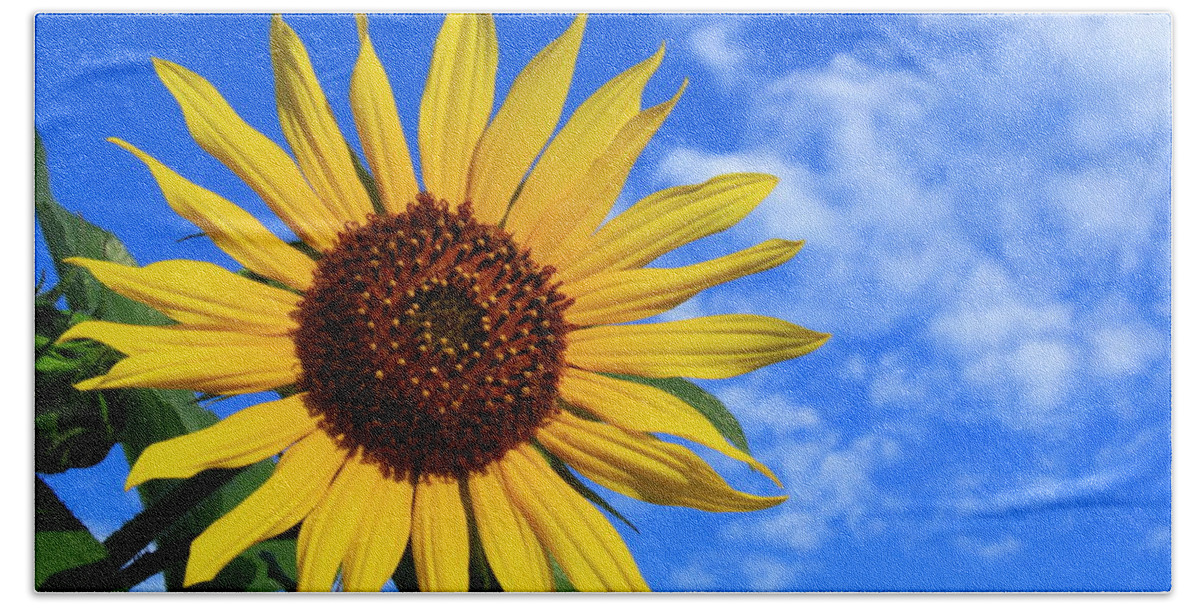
[59,14,828,591]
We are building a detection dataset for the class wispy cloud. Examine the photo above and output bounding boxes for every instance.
[651,13,1170,587]
[717,385,900,552]
[686,20,747,88]
[659,13,1169,427]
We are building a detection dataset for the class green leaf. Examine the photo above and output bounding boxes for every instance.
[348,142,384,215]
[35,132,169,326]
[111,387,277,590]
[34,287,71,345]
[458,481,502,591]
[467,531,501,591]
[390,545,419,592]
[254,539,298,591]
[35,337,125,474]
[289,239,322,261]
[34,388,122,474]
[548,554,575,592]
[602,373,752,454]
[37,133,282,590]
[35,477,107,590]
[188,540,296,592]
[235,268,295,293]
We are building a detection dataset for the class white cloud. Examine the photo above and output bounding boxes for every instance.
[1143,526,1170,552]
[660,14,1168,433]
[1049,167,1162,271]
[738,556,800,590]
[840,353,869,383]
[951,424,1167,519]
[929,261,1074,356]
[959,469,1124,518]
[654,14,1169,583]
[718,385,899,553]
[650,293,706,323]
[667,562,718,589]
[686,21,746,87]
[1090,323,1166,377]
[869,351,932,408]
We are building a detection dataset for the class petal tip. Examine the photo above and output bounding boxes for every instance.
[564,14,587,38]
[754,462,784,488]
[54,323,83,345]
[123,471,144,492]
[151,57,184,81]
[269,15,299,54]
[670,78,689,103]
[355,14,369,41]
[748,494,789,509]
[182,553,216,588]
[124,445,162,489]
[72,377,103,391]
[107,137,150,163]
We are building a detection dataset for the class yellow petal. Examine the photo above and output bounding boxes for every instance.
[342,474,415,592]
[61,321,298,394]
[411,476,469,591]
[350,15,420,213]
[184,431,345,587]
[297,455,381,592]
[559,368,781,486]
[419,14,497,206]
[270,16,373,226]
[468,463,553,592]
[126,394,316,490]
[108,138,316,291]
[557,173,778,285]
[73,342,298,395]
[567,314,830,379]
[506,45,664,242]
[59,320,289,356]
[563,239,804,326]
[466,15,586,225]
[64,258,299,336]
[527,80,687,266]
[153,58,344,251]
[539,412,786,512]
[498,445,648,592]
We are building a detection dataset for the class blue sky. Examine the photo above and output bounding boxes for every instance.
[34,12,1171,591]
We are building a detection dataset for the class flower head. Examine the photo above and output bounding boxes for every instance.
[61,14,828,591]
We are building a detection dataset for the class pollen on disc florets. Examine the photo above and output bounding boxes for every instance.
[292,194,572,481]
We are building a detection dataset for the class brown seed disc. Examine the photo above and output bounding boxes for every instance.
[292,194,572,481]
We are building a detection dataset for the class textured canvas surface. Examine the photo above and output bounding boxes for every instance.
[34,13,1170,592]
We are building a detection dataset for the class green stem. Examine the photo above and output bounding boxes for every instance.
[39,467,245,591]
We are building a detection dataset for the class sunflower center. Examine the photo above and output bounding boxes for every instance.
[292,194,571,481]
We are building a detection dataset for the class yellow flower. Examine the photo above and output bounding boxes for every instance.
[60,14,828,591]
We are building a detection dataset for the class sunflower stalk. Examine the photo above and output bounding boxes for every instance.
[39,467,246,591]
[99,529,190,591]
